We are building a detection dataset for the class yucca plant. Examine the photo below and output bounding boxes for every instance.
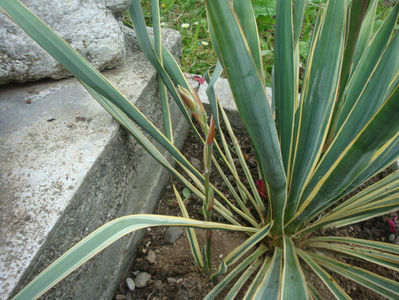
[2,0,399,299]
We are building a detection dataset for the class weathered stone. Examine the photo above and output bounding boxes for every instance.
[0,0,129,85]
[126,277,135,292]
[135,272,151,288]
[165,227,184,243]
[145,249,156,264]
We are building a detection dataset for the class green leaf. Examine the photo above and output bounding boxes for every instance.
[252,247,282,299]
[293,0,307,46]
[307,242,399,272]
[297,250,351,299]
[274,0,296,173]
[287,84,399,233]
[338,0,372,99]
[173,186,204,269]
[204,246,267,300]
[327,4,399,142]
[233,0,264,79]
[151,0,173,140]
[206,0,286,234]
[211,222,272,280]
[311,252,399,299]
[12,215,255,300]
[281,237,309,299]
[204,60,223,130]
[243,257,271,299]
[352,0,378,69]
[225,258,262,299]
[303,236,399,255]
[287,0,348,221]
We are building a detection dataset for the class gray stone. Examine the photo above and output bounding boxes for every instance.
[0,27,184,300]
[135,272,151,288]
[389,233,396,242]
[165,227,184,243]
[175,289,188,300]
[145,249,156,264]
[126,277,135,292]
[0,0,129,85]
[167,277,177,284]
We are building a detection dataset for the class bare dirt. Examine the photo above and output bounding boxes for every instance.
[114,126,398,300]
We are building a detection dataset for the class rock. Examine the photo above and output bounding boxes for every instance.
[174,289,188,300]
[153,279,163,290]
[145,249,156,264]
[135,272,151,288]
[167,277,177,284]
[126,277,135,292]
[0,0,129,84]
[166,227,184,243]
[395,236,399,245]
[389,233,396,242]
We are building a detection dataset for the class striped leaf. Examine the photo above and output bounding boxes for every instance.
[287,0,348,221]
[242,257,271,299]
[297,250,351,299]
[12,215,255,300]
[204,245,267,300]
[206,0,286,234]
[303,236,399,255]
[311,252,399,299]
[307,241,399,272]
[252,247,283,299]
[352,0,378,69]
[151,0,173,140]
[287,84,399,233]
[281,237,309,299]
[232,0,264,79]
[274,0,296,173]
[173,185,204,269]
[211,222,272,280]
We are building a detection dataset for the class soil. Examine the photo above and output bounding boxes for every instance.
[114,126,399,300]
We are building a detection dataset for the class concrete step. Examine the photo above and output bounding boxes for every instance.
[0,28,189,299]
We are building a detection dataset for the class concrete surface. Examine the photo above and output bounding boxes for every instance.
[0,28,188,299]
[0,0,128,84]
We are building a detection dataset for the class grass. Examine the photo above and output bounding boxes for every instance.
[126,0,396,86]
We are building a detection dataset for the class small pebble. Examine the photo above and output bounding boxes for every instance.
[146,249,156,264]
[389,233,396,242]
[115,295,126,300]
[126,277,135,291]
[135,272,151,288]
[153,279,163,290]
[166,227,184,243]
[133,270,140,276]
[395,236,399,245]
[175,289,188,300]
[167,277,177,284]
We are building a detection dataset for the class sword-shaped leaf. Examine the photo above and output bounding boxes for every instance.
[206,0,286,234]
[311,252,399,299]
[287,0,348,221]
[252,247,283,300]
[12,215,255,300]
[281,237,309,299]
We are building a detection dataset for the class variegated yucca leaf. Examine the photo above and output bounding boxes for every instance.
[1,0,399,299]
